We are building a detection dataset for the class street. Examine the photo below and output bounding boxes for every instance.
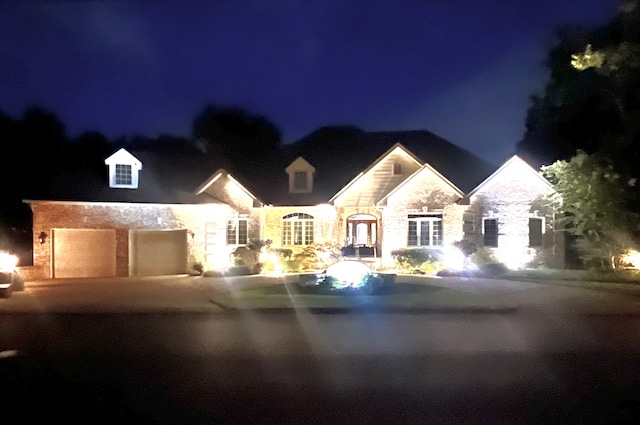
[1,275,640,424]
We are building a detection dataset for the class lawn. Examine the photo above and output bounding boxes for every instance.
[209,281,511,312]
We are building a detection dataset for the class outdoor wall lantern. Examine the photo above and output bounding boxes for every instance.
[38,232,47,244]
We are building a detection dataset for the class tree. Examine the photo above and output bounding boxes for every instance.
[517,2,640,172]
[542,151,640,270]
[191,105,282,163]
[68,131,113,175]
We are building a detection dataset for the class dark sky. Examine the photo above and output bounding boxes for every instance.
[0,0,620,165]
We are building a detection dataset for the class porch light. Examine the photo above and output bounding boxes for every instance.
[38,232,47,244]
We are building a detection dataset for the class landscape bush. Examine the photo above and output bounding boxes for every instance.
[390,248,444,274]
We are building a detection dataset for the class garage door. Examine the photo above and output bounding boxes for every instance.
[130,229,188,276]
[52,229,117,278]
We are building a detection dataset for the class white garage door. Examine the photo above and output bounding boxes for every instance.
[52,229,117,278]
[130,229,188,276]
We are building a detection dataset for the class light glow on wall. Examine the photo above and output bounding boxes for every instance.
[621,249,640,269]
[493,242,536,270]
[442,245,466,271]
[0,251,18,272]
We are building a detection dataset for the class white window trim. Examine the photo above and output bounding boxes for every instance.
[482,216,499,247]
[109,162,140,189]
[528,215,545,247]
[407,215,443,248]
[529,215,546,234]
[227,217,248,246]
[282,213,314,246]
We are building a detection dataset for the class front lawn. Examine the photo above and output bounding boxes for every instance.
[209,281,510,311]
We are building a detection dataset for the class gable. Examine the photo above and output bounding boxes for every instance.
[285,156,316,194]
[195,169,263,212]
[467,155,556,202]
[104,148,143,189]
[331,144,422,207]
[379,163,464,208]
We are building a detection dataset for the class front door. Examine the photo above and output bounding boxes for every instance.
[345,214,378,257]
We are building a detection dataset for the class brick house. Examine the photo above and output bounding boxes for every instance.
[24,130,564,278]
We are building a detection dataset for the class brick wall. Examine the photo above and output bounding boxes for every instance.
[382,167,465,266]
[28,201,233,278]
[466,168,564,269]
[260,205,337,255]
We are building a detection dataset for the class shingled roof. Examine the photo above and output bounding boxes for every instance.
[41,127,495,206]
[234,127,496,205]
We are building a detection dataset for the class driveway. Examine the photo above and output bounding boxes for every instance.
[1,273,639,314]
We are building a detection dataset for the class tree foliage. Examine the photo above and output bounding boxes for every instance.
[542,151,640,269]
[192,105,282,162]
[517,2,640,172]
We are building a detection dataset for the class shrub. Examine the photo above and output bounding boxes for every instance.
[192,262,204,275]
[390,248,444,274]
[453,239,477,257]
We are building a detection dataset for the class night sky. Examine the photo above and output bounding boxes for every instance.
[0,0,620,165]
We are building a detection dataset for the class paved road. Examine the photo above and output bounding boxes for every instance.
[1,275,640,423]
[1,312,640,424]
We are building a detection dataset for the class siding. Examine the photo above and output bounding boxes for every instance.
[333,147,421,207]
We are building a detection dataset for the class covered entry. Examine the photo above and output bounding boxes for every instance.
[129,229,188,276]
[52,228,116,278]
[343,214,379,257]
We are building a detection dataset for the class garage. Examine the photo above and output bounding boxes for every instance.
[52,229,117,278]
[129,229,188,276]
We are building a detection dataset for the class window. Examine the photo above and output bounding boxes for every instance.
[529,217,544,247]
[483,218,498,247]
[115,164,132,185]
[407,214,443,247]
[227,218,248,245]
[282,213,314,246]
[393,163,402,175]
[293,171,307,191]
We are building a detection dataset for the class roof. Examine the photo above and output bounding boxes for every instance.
[238,128,496,205]
[328,143,423,204]
[35,127,496,207]
[377,161,465,206]
[466,155,555,199]
[42,143,225,204]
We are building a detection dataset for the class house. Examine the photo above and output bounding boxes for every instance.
[23,128,563,279]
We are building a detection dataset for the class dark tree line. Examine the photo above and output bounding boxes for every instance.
[516,1,640,174]
[0,104,283,255]
[518,1,640,269]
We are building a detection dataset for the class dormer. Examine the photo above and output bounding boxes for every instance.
[104,148,143,189]
[285,157,315,194]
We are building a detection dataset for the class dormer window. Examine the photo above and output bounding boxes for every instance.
[294,171,308,191]
[285,157,315,194]
[115,164,132,185]
[105,148,142,189]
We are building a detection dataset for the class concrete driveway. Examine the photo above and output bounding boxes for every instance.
[0,273,639,314]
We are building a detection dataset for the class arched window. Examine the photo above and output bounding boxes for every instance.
[282,213,314,246]
[393,163,402,175]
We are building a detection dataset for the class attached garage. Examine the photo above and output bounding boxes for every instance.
[129,229,188,276]
[52,229,117,278]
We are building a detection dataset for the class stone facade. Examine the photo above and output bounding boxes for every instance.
[260,205,338,256]
[464,157,564,269]
[381,167,465,266]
